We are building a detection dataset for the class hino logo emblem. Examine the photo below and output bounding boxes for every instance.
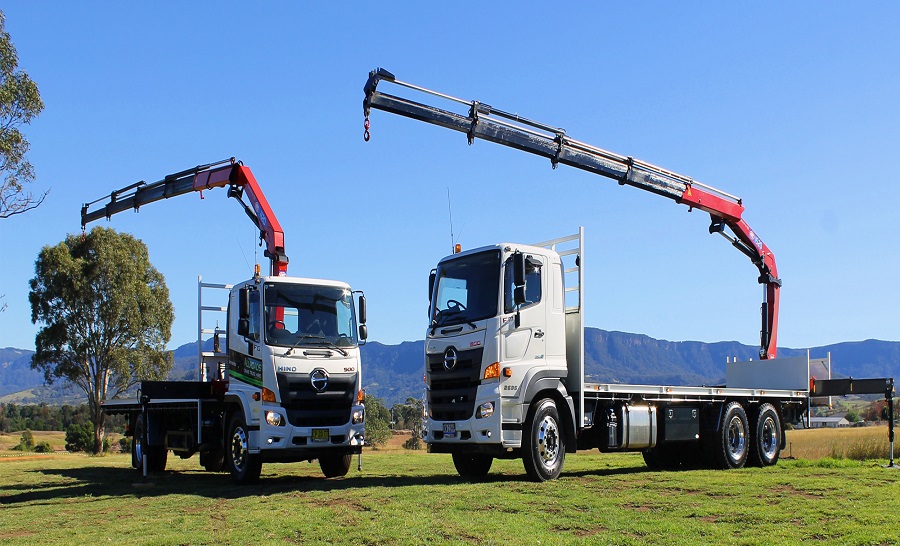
[443,347,458,371]
[310,369,329,392]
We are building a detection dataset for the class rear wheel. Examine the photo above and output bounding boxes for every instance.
[709,401,749,469]
[643,442,702,470]
[319,453,353,478]
[132,414,167,472]
[522,398,566,481]
[748,403,781,467]
[200,448,225,472]
[226,413,262,484]
[452,453,493,479]
[642,448,669,470]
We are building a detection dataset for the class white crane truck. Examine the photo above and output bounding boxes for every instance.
[362,69,895,480]
[83,159,368,484]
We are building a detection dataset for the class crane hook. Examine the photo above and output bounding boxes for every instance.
[364,116,371,142]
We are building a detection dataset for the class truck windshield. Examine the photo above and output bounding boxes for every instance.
[264,283,358,349]
[429,250,500,328]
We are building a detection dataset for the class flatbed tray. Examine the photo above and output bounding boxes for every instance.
[139,380,227,400]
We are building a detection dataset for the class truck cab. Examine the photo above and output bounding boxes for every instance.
[425,237,579,478]
[224,275,367,477]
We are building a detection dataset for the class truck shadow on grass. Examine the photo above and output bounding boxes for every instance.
[1,463,653,506]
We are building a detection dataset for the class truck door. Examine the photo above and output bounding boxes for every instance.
[501,253,546,396]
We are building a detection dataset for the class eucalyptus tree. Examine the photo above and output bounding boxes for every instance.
[0,9,45,219]
[29,227,173,454]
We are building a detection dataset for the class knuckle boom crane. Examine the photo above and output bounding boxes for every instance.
[81,158,368,483]
[363,68,780,360]
[81,157,288,276]
[363,69,896,480]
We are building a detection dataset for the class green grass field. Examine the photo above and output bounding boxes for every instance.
[1,429,898,545]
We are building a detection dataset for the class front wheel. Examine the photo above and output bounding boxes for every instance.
[522,398,566,481]
[227,412,262,484]
[452,453,493,480]
[319,453,353,478]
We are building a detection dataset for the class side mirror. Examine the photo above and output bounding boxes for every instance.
[238,287,250,320]
[357,294,367,325]
[428,270,436,303]
[237,318,250,338]
[513,252,527,306]
[514,285,526,306]
[513,252,526,287]
[358,324,368,341]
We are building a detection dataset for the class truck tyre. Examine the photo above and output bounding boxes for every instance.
[452,453,493,479]
[133,414,167,472]
[748,403,781,467]
[200,448,225,472]
[642,445,681,470]
[227,412,262,484]
[522,398,566,481]
[131,418,142,470]
[645,442,703,470]
[641,448,665,470]
[709,401,749,469]
[319,453,353,478]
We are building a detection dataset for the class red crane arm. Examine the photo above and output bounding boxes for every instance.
[81,158,288,276]
[364,68,781,359]
[684,185,780,359]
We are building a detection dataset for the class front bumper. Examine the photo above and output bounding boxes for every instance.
[252,404,365,459]
[425,383,511,450]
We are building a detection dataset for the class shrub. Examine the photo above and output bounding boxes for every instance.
[33,441,53,453]
[10,430,35,451]
[403,434,422,450]
[65,423,94,453]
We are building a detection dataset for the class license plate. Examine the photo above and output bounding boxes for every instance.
[442,423,456,438]
[312,429,329,443]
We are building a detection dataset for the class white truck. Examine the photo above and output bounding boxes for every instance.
[83,159,368,483]
[425,228,809,480]
[363,69,895,479]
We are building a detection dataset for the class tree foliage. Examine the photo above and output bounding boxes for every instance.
[65,422,99,453]
[29,227,174,454]
[393,397,424,450]
[0,9,45,219]
[0,402,125,433]
[363,393,391,448]
[10,429,34,451]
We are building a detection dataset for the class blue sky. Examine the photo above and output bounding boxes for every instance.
[1,3,898,354]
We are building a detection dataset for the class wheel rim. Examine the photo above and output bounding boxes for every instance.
[134,434,143,465]
[760,416,778,459]
[537,415,560,467]
[231,426,249,471]
[726,415,746,459]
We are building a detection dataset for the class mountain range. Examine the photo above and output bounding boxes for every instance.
[3,329,898,407]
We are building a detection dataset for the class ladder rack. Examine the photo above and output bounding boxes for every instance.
[197,276,232,382]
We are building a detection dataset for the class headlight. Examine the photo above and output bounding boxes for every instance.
[265,411,285,427]
[476,402,494,419]
[352,408,365,424]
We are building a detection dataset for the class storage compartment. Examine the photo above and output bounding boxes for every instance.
[662,406,700,442]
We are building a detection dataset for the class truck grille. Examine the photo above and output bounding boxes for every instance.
[427,347,483,422]
[276,372,356,427]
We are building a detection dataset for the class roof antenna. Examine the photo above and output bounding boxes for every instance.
[447,188,455,253]
[237,237,253,275]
